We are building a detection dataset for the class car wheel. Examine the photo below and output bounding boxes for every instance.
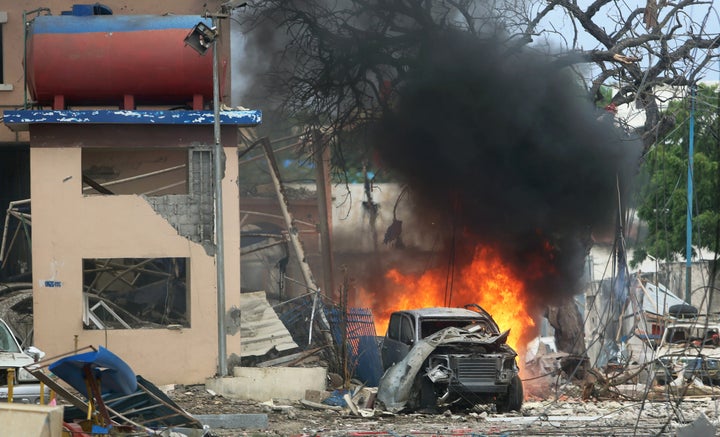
[507,375,523,411]
[497,375,523,413]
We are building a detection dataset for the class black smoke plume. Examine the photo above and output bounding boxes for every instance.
[371,30,640,312]
[236,4,641,317]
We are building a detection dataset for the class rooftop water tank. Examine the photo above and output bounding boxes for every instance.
[26,13,214,107]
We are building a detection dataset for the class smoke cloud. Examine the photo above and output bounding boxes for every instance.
[370,31,641,312]
[235,5,641,317]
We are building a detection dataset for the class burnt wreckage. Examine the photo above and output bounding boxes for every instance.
[377,306,522,412]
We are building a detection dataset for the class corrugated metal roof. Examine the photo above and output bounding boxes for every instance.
[240,291,299,357]
[642,282,685,315]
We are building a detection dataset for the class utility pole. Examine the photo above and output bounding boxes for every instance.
[210,13,228,377]
[184,1,252,378]
[686,84,695,304]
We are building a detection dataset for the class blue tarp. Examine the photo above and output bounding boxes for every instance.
[325,307,384,387]
[48,346,137,397]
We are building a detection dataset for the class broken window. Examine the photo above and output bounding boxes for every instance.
[81,149,191,196]
[82,257,189,330]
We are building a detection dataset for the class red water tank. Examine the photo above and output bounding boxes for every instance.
[26,14,214,107]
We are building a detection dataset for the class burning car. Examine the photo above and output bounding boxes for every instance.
[377,305,522,413]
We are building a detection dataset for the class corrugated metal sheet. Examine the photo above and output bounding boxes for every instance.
[643,282,685,315]
[240,291,299,357]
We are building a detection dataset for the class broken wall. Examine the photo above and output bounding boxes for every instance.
[30,138,242,385]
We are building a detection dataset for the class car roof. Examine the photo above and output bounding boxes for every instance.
[397,307,490,319]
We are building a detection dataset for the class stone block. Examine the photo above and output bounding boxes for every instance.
[206,367,327,401]
[194,413,268,430]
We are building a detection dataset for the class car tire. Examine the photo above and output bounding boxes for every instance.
[496,375,523,413]
[668,304,698,318]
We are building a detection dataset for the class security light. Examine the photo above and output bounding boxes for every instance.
[183,22,217,56]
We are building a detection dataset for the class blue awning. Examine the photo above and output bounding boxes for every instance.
[3,109,262,131]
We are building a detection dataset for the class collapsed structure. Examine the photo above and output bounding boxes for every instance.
[2,5,261,384]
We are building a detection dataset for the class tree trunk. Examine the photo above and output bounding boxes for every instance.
[547,300,588,379]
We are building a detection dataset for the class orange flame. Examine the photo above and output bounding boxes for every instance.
[355,245,537,355]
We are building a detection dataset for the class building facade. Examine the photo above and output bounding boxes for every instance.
[1,1,259,385]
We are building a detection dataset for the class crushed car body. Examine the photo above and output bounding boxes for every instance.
[377,306,522,413]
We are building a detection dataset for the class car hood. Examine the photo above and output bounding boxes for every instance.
[425,326,511,346]
[0,351,34,368]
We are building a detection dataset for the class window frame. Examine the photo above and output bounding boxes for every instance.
[0,11,8,90]
[399,315,415,345]
[82,257,190,330]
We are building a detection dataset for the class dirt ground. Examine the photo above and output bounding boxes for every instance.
[167,384,720,436]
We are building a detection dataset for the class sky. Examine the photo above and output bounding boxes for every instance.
[230,1,720,106]
[540,1,719,82]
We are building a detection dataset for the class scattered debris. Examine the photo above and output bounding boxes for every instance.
[300,399,343,411]
[255,346,325,368]
[25,346,207,435]
[677,412,716,437]
[239,290,299,358]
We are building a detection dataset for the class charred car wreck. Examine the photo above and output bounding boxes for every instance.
[377,306,522,413]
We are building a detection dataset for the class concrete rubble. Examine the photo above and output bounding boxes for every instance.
[164,382,720,436]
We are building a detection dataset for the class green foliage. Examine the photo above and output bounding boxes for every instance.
[633,84,719,265]
[595,86,614,109]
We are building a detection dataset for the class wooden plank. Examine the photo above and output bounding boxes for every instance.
[26,368,88,413]
[256,346,325,368]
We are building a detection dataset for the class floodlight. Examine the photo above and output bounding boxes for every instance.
[184,22,218,55]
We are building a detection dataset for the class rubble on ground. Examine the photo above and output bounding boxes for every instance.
[165,382,720,436]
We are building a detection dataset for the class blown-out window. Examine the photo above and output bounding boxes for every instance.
[387,314,401,341]
[82,257,190,330]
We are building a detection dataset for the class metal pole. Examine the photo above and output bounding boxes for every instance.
[212,16,227,377]
[261,138,318,291]
[686,84,695,304]
[313,133,335,299]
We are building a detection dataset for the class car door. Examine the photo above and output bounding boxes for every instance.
[381,313,416,370]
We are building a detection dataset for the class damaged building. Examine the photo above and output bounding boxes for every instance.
[3,3,719,419]
[0,1,263,385]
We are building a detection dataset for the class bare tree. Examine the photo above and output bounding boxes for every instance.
[237,1,719,365]
[517,0,719,151]
[240,0,719,152]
